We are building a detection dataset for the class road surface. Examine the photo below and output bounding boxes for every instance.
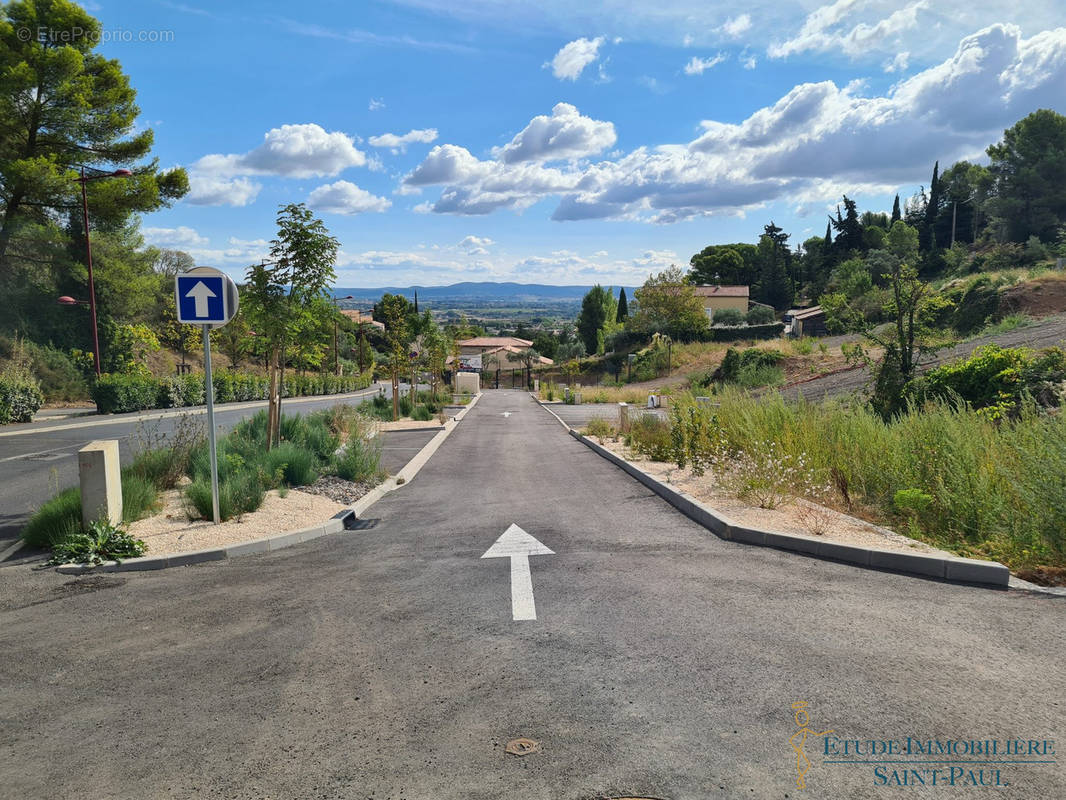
[0,391,1062,798]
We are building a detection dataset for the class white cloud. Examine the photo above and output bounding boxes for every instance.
[368,98,385,111]
[742,53,758,70]
[494,103,616,163]
[307,181,391,214]
[770,0,928,59]
[637,75,671,94]
[547,36,604,80]
[185,175,261,207]
[883,51,910,72]
[684,53,728,75]
[403,24,1066,224]
[719,14,752,38]
[142,226,208,247]
[459,235,494,254]
[194,123,366,179]
[367,128,439,153]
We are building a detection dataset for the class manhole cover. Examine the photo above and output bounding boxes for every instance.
[504,737,541,756]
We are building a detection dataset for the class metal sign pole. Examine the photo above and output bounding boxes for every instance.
[202,324,220,524]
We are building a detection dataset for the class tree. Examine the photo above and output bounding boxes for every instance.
[630,266,709,341]
[506,347,540,389]
[531,331,558,360]
[616,287,629,322]
[891,194,902,226]
[830,196,863,255]
[986,109,1066,243]
[821,221,950,418]
[153,249,195,277]
[688,243,757,285]
[936,160,993,246]
[244,203,338,448]
[756,221,793,310]
[920,161,941,252]
[212,313,252,369]
[378,293,410,420]
[576,284,612,355]
[0,0,188,275]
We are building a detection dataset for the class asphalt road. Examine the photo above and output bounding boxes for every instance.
[0,390,1062,798]
[0,384,428,545]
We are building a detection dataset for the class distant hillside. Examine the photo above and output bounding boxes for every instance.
[332,282,638,304]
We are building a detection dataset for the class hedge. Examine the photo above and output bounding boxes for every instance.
[91,369,373,414]
[0,376,44,424]
[701,322,785,342]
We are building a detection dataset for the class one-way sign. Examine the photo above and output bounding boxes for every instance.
[175,267,238,327]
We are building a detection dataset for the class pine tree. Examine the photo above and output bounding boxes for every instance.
[891,194,902,225]
[616,287,629,322]
[921,161,940,252]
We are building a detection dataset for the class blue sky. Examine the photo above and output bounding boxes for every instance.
[86,0,1066,287]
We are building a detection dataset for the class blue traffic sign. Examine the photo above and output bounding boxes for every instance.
[174,267,237,327]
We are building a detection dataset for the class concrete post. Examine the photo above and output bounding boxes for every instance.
[618,402,629,433]
[78,440,122,528]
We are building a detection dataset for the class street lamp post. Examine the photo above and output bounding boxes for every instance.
[73,166,132,377]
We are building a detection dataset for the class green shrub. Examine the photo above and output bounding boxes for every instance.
[47,519,146,566]
[584,417,616,439]
[0,375,44,423]
[916,345,1066,417]
[713,308,745,327]
[185,471,265,522]
[91,373,159,413]
[669,394,721,476]
[21,487,82,548]
[735,363,784,389]
[717,347,784,383]
[334,436,384,482]
[27,344,88,402]
[262,442,318,487]
[952,277,1000,334]
[120,471,160,522]
[625,413,673,461]
[411,404,433,421]
[746,306,776,325]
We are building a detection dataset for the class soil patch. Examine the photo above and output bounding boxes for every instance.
[127,488,347,557]
[1000,275,1066,318]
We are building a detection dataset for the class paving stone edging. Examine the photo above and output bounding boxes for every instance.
[539,399,1009,588]
[56,393,482,575]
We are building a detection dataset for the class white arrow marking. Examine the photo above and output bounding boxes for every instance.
[481,524,553,621]
[500,411,512,417]
[185,280,217,318]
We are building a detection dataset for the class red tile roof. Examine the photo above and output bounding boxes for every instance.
[692,285,749,298]
[458,336,534,348]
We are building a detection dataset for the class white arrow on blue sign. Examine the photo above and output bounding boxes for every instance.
[175,267,238,327]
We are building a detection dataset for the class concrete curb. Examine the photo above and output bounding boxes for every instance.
[53,394,483,574]
[560,419,1009,589]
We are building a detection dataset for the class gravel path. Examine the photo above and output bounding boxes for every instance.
[781,312,1066,401]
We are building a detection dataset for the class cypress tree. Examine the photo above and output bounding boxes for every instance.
[414,290,419,313]
[616,287,629,322]
[891,194,902,225]
[921,162,940,252]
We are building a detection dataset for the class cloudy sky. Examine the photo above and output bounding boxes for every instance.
[95,0,1066,287]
